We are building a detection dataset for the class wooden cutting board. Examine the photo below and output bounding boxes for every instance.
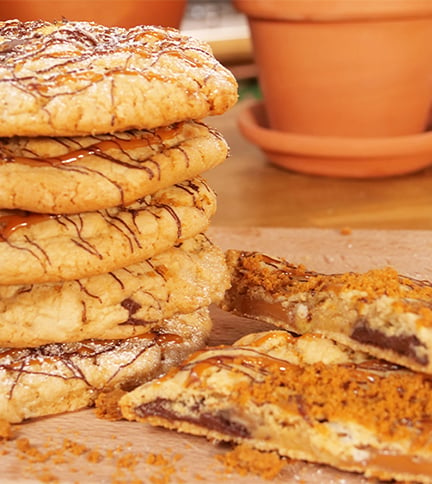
[2,226,432,484]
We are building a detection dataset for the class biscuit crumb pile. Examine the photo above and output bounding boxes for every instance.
[94,389,127,422]
[0,418,13,440]
[1,419,281,483]
[0,18,237,424]
[0,430,185,483]
[216,444,288,480]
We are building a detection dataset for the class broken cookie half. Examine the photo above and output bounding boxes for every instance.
[120,330,432,484]
[221,250,432,374]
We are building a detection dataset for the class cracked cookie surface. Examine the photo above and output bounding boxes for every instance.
[0,306,212,423]
[0,20,238,137]
[0,234,229,347]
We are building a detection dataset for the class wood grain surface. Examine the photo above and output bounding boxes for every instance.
[205,100,432,230]
[2,226,432,484]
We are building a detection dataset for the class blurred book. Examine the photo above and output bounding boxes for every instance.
[181,0,254,76]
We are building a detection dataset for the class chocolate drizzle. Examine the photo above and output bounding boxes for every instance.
[0,178,207,246]
[0,38,28,54]
[0,19,223,98]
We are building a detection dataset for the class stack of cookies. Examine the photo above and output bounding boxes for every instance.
[0,19,237,423]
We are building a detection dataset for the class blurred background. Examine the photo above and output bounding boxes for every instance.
[182,0,256,84]
[183,0,432,232]
[1,0,432,231]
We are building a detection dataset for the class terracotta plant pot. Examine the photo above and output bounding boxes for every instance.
[0,0,187,29]
[238,100,432,178]
[234,0,432,138]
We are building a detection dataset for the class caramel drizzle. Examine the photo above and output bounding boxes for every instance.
[180,347,289,387]
[0,211,54,241]
[11,139,146,167]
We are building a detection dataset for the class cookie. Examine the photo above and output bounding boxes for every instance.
[0,177,216,285]
[0,233,229,347]
[0,306,212,423]
[0,121,228,214]
[221,250,432,374]
[0,20,238,137]
[121,330,432,484]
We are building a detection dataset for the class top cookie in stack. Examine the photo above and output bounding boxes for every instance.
[0,19,237,138]
[0,19,237,423]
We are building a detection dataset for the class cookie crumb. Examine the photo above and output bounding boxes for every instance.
[117,452,140,470]
[146,453,170,466]
[340,226,352,235]
[87,449,103,463]
[146,452,178,483]
[35,470,59,483]
[16,437,48,462]
[63,438,88,456]
[0,419,13,440]
[94,389,127,421]
[217,443,287,480]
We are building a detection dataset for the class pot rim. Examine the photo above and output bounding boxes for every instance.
[233,0,432,22]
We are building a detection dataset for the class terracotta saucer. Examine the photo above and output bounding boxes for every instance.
[238,101,432,178]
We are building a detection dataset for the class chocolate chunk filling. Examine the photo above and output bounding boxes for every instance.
[121,298,141,315]
[351,318,428,366]
[120,298,153,326]
[136,398,251,439]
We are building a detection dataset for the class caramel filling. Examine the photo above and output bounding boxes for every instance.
[363,451,432,477]
[230,292,427,366]
[230,293,290,327]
